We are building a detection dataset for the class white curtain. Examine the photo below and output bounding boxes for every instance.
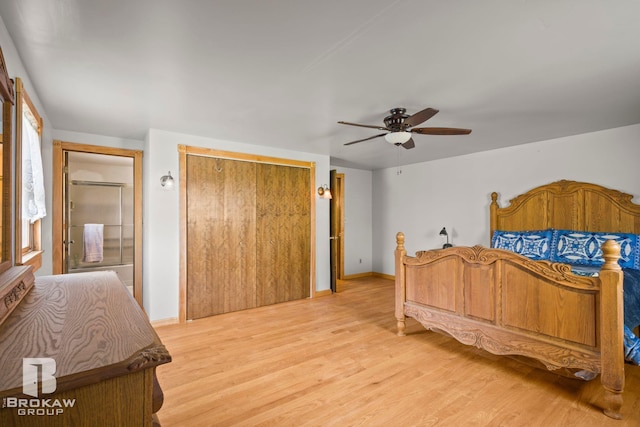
[22,111,46,223]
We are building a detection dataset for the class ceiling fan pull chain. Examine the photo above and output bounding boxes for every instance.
[396,146,402,175]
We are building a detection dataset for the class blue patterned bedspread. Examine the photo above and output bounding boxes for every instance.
[624,268,640,364]
[571,267,640,365]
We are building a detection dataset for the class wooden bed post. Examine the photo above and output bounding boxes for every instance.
[599,239,624,419]
[395,232,407,337]
[489,192,499,242]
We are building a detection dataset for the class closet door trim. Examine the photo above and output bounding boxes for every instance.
[178,145,316,323]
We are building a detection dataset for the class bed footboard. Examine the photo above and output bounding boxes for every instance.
[395,232,625,419]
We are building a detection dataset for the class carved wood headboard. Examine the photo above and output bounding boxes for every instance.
[489,180,640,239]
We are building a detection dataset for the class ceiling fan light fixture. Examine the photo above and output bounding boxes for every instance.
[384,131,412,144]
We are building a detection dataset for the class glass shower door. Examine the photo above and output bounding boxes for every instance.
[67,181,126,271]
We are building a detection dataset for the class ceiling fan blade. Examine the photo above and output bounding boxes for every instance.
[402,138,415,149]
[404,108,439,127]
[344,133,387,146]
[411,127,472,135]
[338,121,388,131]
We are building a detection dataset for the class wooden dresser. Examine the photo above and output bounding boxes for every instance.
[0,270,171,426]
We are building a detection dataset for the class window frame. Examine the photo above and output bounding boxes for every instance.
[15,77,43,271]
[0,45,14,273]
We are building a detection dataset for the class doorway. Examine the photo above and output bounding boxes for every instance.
[53,141,143,307]
[330,170,345,292]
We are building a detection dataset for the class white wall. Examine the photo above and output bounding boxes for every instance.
[0,17,55,274]
[54,129,145,151]
[329,165,373,275]
[144,129,331,321]
[372,124,640,276]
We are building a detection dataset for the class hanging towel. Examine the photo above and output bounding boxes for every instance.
[83,224,104,263]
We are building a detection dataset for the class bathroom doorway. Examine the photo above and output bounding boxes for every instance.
[52,141,143,306]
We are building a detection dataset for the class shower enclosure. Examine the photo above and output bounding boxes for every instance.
[65,177,134,294]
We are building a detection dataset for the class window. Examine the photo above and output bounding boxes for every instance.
[15,78,45,270]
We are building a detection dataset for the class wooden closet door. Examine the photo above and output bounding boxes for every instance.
[256,164,310,305]
[186,156,257,319]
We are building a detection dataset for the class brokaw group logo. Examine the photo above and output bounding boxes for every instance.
[2,358,76,417]
[23,358,57,397]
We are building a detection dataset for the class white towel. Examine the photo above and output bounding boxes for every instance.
[83,224,104,263]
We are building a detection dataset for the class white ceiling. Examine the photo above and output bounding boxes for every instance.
[2,0,639,170]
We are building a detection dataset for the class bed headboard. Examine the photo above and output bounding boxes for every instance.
[490,180,640,239]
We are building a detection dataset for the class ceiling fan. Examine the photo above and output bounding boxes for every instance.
[338,107,471,149]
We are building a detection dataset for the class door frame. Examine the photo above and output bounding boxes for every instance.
[178,145,316,323]
[329,170,345,292]
[52,140,144,307]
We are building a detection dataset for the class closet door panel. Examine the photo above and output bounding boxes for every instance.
[186,156,256,319]
[288,166,311,300]
[255,164,281,306]
[256,164,310,306]
[186,155,218,319]
[223,159,257,314]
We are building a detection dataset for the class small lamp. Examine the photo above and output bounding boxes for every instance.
[317,184,332,199]
[439,227,452,248]
[160,171,174,190]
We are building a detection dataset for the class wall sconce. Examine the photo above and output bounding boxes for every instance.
[439,227,452,249]
[317,184,332,199]
[160,171,174,190]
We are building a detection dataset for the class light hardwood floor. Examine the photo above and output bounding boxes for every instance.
[154,277,640,426]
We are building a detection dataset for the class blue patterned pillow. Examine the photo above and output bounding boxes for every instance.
[550,230,640,269]
[491,229,553,260]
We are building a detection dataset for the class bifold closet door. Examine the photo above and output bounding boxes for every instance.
[256,164,311,305]
[186,156,257,320]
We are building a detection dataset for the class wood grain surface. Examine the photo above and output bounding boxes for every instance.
[186,155,311,320]
[186,155,258,319]
[0,271,168,395]
[154,277,640,426]
[490,179,640,237]
[0,265,34,324]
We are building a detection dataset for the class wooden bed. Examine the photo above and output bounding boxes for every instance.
[394,180,640,420]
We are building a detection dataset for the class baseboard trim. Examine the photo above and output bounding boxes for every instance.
[343,272,395,281]
[314,289,332,298]
[151,317,179,327]
[343,272,373,280]
[372,272,395,280]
